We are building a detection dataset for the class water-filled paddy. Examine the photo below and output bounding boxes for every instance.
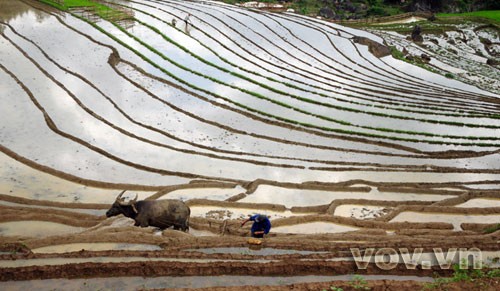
[184,247,328,256]
[456,198,500,208]
[0,152,155,203]
[0,221,84,237]
[389,212,500,230]
[0,274,434,290]
[160,186,245,201]
[272,222,359,234]
[242,185,455,208]
[333,204,391,219]
[32,242,162,254]
[189,206,306,220]
[0,256,272,268]
[0,200,105,216]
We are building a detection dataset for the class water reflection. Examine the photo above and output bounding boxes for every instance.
[0,0,48,29]
[0,275,436,290]
[0,0,135,32]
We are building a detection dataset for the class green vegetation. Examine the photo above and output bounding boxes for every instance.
[389,45,405,60]
[219,0,406,18]
[484,224,500,234]
[40,0,108,13]
[290,0,322,16]
[217,0,498,24]
[349,275,370,290]
[437,10,500,23]
[321,275,370,291]
[423,262,500,290]
[40,0,130,21]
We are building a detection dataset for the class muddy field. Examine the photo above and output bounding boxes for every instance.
[0,0,499,289]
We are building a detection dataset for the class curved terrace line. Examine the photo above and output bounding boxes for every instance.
[156,0,483,106]
[139,0,499,116]
[16,2,500,153]
[34,5,438,157]
[206,0,496,101]
[4,23,394,168]
[281,11,500,100]
[0,60,247,183]
[6,25,458,180]
[32,1,500,149]
[147,0,500,114]
[4,31,356,173]
[208,2,467,97]
[9,24,488,171]
[88,10,500,143]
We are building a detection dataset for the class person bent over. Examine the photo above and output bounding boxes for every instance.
[241,214,271,238]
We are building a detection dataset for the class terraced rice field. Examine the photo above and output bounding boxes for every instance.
[0,0,499,289]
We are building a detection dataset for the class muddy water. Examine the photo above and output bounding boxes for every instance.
[188,228,217,237]
[161,186,245,201]
[456,198,500,208]
[0,257,273,268]
[272,222,359,234]
[389,212,500,230]
[242,185,455,208]
[333,204,391,219]
[32,243,162,254]
[0,221,84,237]
[0,274,434,290]
[189,206,307,220]
[0,151,155,203]
[185,247,328,256]
[0,200,106,216]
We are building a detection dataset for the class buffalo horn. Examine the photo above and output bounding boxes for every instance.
[116,190,127,203]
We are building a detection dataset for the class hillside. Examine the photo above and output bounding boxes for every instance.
[222,0,500,20]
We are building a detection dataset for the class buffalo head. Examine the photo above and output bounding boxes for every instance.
[106,190,138,217]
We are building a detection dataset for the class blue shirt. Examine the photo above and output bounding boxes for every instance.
[249,214,271,234]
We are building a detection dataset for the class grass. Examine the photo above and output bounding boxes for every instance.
[40,0,110,13]
[423,262,500,290]
[437,10,500,23]
[444,73,455,79]
[349,275,370,290]
[322,275,370,291]
[484,224,500,234]
[290,0,322,16]
[389,46,405,60]
[40,0,130,21]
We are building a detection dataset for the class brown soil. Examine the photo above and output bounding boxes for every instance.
[1,180,498,289]
[161,278,500,291]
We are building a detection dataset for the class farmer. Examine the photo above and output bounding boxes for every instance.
[241,214,271,238]
[184,13,191,27]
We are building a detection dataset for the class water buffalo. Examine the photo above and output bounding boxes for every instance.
[106,190,190,231]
